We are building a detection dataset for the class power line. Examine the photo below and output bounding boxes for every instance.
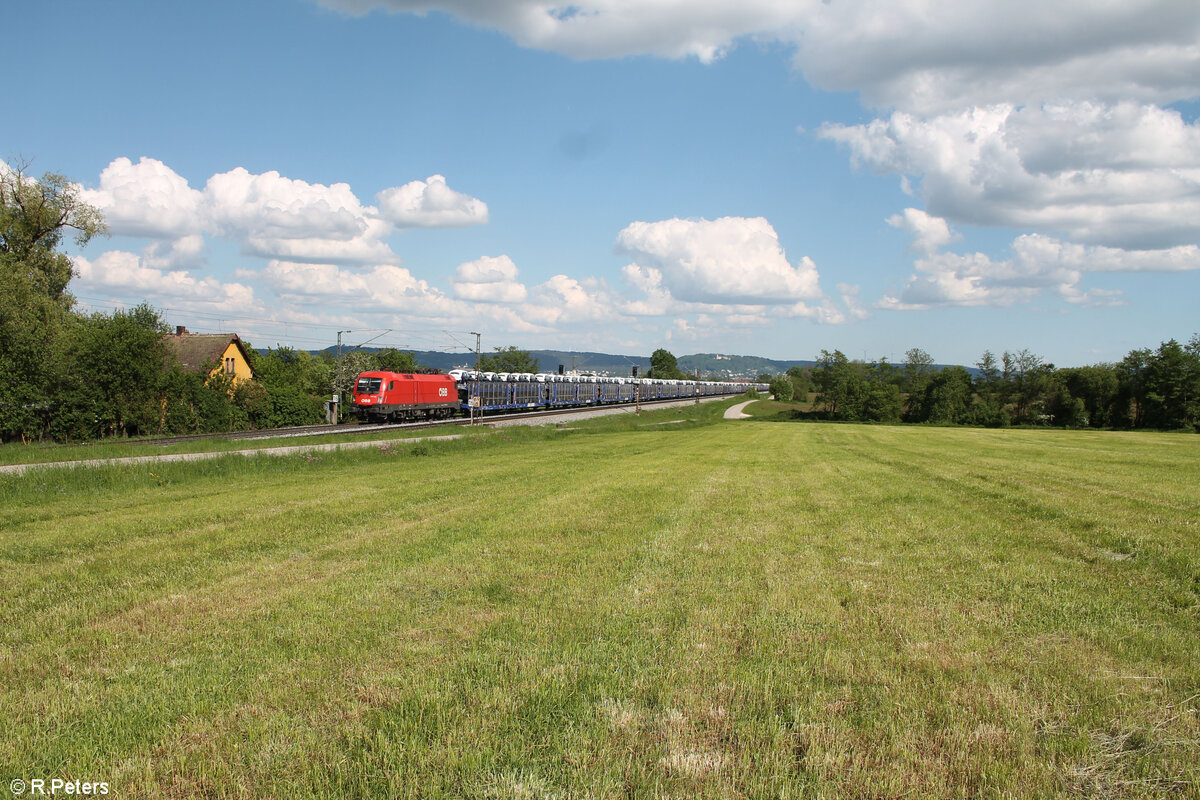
[71,295,480,353]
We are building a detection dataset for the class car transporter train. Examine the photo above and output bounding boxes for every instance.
[351,369,768,422]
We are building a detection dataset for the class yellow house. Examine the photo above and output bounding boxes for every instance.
[164,327,255,384]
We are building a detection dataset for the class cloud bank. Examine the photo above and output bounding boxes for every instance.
[79,158,488,269]
[318,0,1200,313]
[319,0,1200,112]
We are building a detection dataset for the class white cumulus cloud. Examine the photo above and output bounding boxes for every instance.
[822,101,1200,250]
[78,157,205,239]
[615,216,823,305]
[887,208,959,256]
[203,167,370,241]
[524,274,615,324]
[882,220,1200,310]
[72,251,258,308]
[377,174,489,228]
[262,260,466,317]
[451,255,527,302]
[77,158,492,269]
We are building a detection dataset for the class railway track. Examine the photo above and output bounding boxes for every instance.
[124,395,729,447]
[0,396,738,476]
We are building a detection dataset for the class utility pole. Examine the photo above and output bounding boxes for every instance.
[443,330,484,425]
[332,329,390,422]
[334,330,349,423]
[470,331,481,425]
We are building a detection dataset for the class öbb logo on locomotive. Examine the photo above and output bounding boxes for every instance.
[352,370,767,422]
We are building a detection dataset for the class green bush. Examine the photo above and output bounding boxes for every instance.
[768,376,793,402]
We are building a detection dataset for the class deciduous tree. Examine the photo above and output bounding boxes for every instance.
[648,348,686,380]
[0,161,106,441]
[768,375,793,402]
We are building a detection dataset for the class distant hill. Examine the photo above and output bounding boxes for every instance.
[678,353,814,378]
[311,346,973,379]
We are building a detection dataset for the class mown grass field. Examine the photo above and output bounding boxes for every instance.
[2,402,1198,798]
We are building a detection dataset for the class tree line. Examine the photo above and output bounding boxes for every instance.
[0,297,439,443]
[767,343,1200,431]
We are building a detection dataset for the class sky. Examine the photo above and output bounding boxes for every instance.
[5,0,1200,367]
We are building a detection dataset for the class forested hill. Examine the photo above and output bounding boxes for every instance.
[678,353,812,378]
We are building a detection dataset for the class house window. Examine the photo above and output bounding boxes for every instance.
[225,357,236,375]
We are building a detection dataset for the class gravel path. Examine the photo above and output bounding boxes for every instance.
[0,435,464,477]
[723,400,755,419]
[486,396,722,428]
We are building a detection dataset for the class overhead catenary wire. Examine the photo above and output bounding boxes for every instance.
[71,295,477,354]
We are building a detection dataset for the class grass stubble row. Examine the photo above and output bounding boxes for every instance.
[1,406,1197,798]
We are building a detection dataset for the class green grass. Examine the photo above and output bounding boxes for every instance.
[1,409,1198,798]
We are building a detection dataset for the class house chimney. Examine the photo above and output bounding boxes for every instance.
[176,326,188,336]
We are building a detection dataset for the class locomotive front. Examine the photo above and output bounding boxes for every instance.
[352,371,461,422]
[352,372,388,420]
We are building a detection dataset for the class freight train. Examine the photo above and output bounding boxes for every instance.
[352,370,766,422]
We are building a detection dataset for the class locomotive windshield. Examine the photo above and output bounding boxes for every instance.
[356,377,382,394]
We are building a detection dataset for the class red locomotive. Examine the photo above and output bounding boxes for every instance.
[352,371,459,421]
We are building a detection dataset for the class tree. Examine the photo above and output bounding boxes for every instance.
[1057,365,1119,428]
[250,346,331,427]
[375,348,421,374]
[786,366,811,403]
[1003,349,1054,424]
[1,161,106,304]
[0,161,106,442]
[768,375,793,402]
[812,350,867,420]
[333,350,375,400]
[1137,338,1200,430]
[252,346,333,398]
[971,350,1007,427]
[51,304,170,439]
[862,381,903,422]
[478,345,539,374]
[901,348,935,392]
[908,366,974,424]
[649,348,687,380]
[900,348,936,420]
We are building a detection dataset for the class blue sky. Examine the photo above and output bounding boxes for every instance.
[6,0,1199,367]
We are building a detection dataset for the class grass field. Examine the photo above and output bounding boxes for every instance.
[1,402,1198,798]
